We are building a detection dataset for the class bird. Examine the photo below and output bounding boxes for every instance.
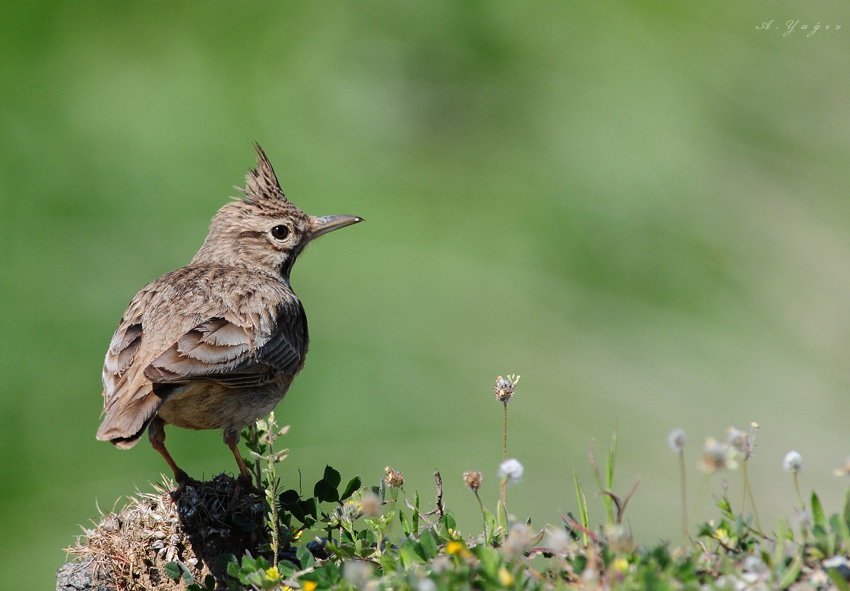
[96,145,362,483]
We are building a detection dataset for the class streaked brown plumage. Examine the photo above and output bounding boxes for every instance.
[96,145,362,482]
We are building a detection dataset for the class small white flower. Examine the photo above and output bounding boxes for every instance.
[667,428,687,453]
[783,451,803,473]
[499,458,524,483]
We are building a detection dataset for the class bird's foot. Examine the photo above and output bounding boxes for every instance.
[236,471,260,492]
[169,470,200,501]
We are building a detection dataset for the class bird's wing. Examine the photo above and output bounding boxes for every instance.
[144,299,308,388]
[98,283,164,445]
[98,268,307,445]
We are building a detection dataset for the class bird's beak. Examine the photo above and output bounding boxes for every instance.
[308,214,364,241]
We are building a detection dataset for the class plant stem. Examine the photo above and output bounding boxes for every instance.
[793,472,805,510]
[503,402,508,462]
[746,474,763,532]
[500,477,509,529]
[691,474,711,533]
[678,449,688,541]
[474,489,488,538]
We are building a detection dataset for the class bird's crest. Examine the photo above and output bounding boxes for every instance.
[241,144,293,208]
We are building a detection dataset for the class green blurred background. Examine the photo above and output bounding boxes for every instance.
[3,1,850,587]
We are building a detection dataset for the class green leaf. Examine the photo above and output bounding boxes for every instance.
[844,489,850,528]
[313,466,342,503]
[164,562,183,581]
[573,470,589,546]
[326,541,356,559]
[778,556,803,589]
[314,478,338,503]
[226,557,242,579]
[380,553,398,573]
[398,539,426,568]
[340,476,362,501]
[164,561,194,584]
[483,508,497,545]
[496,499,507,533]
[472,544,501,579]
[716,496,732,517]
[399,509,412,536]
[297,545,315,570]
[833,511,850,546]
[278,560,298,578]
[419,528,439,559]
[827,568,850,591]
[324,465,342,488]
[607,427,617,491]
[812,492,827,529]
[412,491,420,535]
[439,513,456,536]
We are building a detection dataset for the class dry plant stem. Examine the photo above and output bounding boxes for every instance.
[503,402,508,462]
[741,461,763,532]
[433,471,444,519]
[746,470,763,532]
[691,474,711,533]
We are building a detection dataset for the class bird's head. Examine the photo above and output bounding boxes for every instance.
[192,145,362,280]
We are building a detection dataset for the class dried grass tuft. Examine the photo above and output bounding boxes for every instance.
[62,474,269,591]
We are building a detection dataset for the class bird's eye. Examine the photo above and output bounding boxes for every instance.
[270,225,290,240]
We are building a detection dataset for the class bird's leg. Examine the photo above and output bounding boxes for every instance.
[224,429,253,485]
[149,416,190,485]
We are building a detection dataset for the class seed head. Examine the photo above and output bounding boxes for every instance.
[384,466,404,488]
[698,437,739,473]
[494,374,520,403]
[667,428,687,453]
[463,471,483,492]
[498,458,524,484]
[783,450,803,474]
[360,491,381,517]
[502,523,533,560]
[727,423,758,460]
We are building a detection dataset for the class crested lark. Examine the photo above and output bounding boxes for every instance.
[96,145,362,482]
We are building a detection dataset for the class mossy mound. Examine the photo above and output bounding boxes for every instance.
[59,475,269,591]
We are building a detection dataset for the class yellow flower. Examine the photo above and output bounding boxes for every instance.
[446,541,464,555]
[498,567,514,586]
[302,581,318,591]
[713,528,731,546]
[265,566,280,582]
[612,558,629,573]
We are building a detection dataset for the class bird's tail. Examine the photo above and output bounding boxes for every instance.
[96,386,163,449]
